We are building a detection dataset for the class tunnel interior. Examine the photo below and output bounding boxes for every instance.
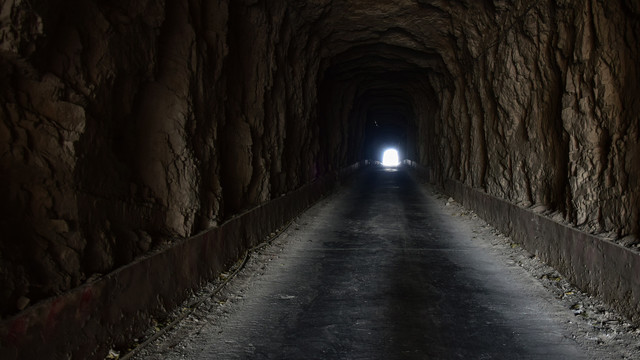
[317,37,444,168]
[1,0,639,330]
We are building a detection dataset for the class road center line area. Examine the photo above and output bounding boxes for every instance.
[131,166,639,360]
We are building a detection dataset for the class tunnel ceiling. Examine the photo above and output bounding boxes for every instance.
[296,0,474,163]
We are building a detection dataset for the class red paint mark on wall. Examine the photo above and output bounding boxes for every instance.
[42,298,65,340]
[76,288,93,319]
[4,316,28,346]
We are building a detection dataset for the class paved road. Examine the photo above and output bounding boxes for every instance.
[139,166,586,359]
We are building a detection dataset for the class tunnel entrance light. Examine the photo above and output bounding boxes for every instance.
[382,149,399,167]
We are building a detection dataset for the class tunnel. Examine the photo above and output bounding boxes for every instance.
[1,0,639,358]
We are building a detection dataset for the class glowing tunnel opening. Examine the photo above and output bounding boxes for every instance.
[382,148,400,167]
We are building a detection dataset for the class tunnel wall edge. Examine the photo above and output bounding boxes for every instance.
[442,178,640,325]
[0,161,369,360]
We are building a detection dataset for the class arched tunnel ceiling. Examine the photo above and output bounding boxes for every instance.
[297,0,469,161]
[300,0,491,72]
[321,44,445,77]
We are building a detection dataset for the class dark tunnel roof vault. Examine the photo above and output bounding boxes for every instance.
[292,0,492,173]
[307,0,457,167]
[320,43,447,78]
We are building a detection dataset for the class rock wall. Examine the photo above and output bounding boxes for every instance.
[0,0,332,318]
[423,0,640,241]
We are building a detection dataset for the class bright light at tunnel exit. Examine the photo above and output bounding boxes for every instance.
[382,149,400,167]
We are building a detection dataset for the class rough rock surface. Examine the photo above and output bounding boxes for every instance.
[0,0,326,318]
[1,0,638,322]
[428,0,640,242]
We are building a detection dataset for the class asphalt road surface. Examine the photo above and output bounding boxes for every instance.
[135,166,590,359]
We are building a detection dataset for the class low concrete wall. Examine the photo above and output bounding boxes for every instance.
[402,160,433,183]
[0,163,366,360]
[443,179,640,324]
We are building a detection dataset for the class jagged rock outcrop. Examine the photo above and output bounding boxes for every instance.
[0,0,327,318]
[1,0,638,321]
[436,0,640,239]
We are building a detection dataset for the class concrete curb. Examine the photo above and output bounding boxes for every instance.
[0,162,367,360]
[443,179,640,325]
